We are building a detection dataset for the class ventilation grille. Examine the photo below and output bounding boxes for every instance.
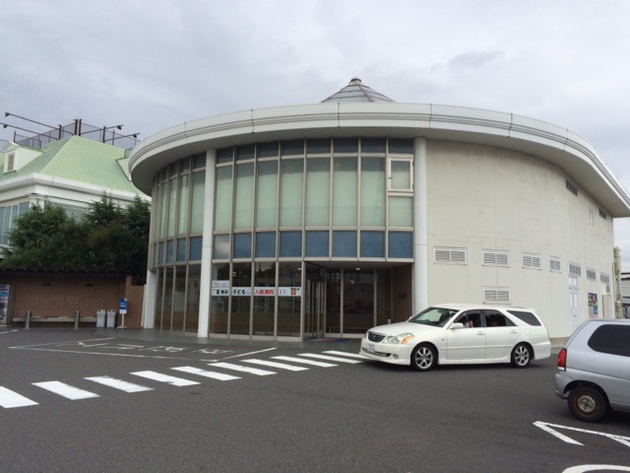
[522,253,541,269]
[549,257,561,272]
[569,262,582,277]
[434,247,467,264]
[484,287,511,304]
[483,250,509,267]
[586,268,597,281]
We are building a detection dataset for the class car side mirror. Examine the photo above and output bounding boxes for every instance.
[450,322,464,329]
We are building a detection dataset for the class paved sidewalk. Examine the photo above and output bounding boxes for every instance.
[91,327,364,352]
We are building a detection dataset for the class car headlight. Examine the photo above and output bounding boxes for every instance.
[383,333,415,344]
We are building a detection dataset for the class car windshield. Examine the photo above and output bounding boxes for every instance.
[409,307,458,327]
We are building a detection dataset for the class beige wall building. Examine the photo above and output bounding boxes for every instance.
[129,78,630,342]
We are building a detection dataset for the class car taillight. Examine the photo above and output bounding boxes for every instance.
[557,348,567,370]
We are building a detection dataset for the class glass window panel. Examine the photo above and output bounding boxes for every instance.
[361,231,385,257]
[256,161,278,228]
[253,262,275,335]
[256,232,276,258]
[169,162,178,177]
[185,265,201,332]
[181,158,190,173]
[305,231,329,257]
[334,138,358,154]
[172,266,187,330]
[389,138,413,154]
[391,160,412,190]
[231,263,252,335]
[280,159,303,226]
[333,231,357,257]
[217,148,233,164]
[234,163,254,229]
[362,138,386,154]
[214,234,230,259]
[192,153,206,169]
[236,144,255,160]
[157,241,164,265]
[307,138,330,155]
[189,236,202,261]
[159,183,168,239]
[389,231,413,258]
[176,238,186,262]
[166,240,174,263]
[210,263,230,334]
[280,231,302,257]
[306,158,330,226]
[178,173,190,234]
[215,166,233,231]
[282,140,304,156]
[388,196,413,227]
[190,171,205,233]
[361,158,385,226]
[258,141,279,158]
[233,233,252,258]
[333,157,357,225]
[167,179,177,237]
[278,263,301,337]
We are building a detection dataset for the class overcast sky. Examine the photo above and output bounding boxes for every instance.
[1,0,629,267]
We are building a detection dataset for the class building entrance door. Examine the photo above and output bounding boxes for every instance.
[325,268,375,337]
[304,265,325,340]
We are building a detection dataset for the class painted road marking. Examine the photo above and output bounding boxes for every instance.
[0,386,39,408]
[32,381,100,400]
[171,366,241,381]
[563,466,630,472]
[130,371,200,387]
[85,376,153,393]
[298,353,363,364]
[323,350,366,359]
[271,355,337,367]
[242,359,309,372]
[210,362,276,376]
[534,421,630,448]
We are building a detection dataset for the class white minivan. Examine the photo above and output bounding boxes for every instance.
[555,318,630,422]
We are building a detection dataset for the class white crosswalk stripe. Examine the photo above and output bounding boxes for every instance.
[85,376,153,393]
[130,371,200,387]
[33,381,100,400]
[242,359,309,372]
[210,362,276,376]
[323,350,365,360]
[298,353,363,364]
[171,366,241,381]
[270,355,337,367]
[0,386,38,408]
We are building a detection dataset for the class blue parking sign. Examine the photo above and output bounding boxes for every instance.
[120,298,128,314]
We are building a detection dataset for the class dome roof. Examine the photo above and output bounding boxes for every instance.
[321,77,395,103]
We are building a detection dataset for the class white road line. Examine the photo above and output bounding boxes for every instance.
[210,362,276,376]
[323,350,366,359]
[130,371,200,387]
[271,355,337,367]
[298,353,363,364]
[0,386,39,408]
[0,330,18,335]
[32,381,100,400]
[242,359,309,372]
[85,376,153,393]
[171,366,241,381]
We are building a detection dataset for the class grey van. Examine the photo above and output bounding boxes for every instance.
[555,318,630,422]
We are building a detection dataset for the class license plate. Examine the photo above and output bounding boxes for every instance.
[367,344,375,354]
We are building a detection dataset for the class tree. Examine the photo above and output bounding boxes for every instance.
[1,196,150,282]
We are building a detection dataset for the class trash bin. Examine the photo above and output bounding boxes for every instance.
[106,309,117,328]
[96,309,106,328]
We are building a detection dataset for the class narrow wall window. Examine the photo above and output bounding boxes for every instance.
[280,159,304,226]
[306,158,330,226]
[333,157,357,225]
[234,163,254,229]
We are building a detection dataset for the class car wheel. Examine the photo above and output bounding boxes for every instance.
[568,386,607,422]
[411,344,437,371]
[510,343,532,368]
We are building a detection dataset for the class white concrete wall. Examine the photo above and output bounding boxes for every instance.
[426,140,615,339]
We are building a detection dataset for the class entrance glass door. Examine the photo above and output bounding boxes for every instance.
[325,268,375,337]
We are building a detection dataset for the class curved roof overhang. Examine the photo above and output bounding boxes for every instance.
[129,102,630,217]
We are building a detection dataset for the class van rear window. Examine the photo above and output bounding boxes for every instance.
[507,310,541,326]
[588,325,630,357]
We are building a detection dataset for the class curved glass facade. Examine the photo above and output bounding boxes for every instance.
[151,137,415,338]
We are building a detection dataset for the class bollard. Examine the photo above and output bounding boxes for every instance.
[74,310,81,330]
[25,310,32,329]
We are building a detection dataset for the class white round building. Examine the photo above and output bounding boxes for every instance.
[129,78,630,343]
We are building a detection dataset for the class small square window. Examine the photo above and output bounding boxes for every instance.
[176,238,187,262]
[214,234,230,259]
[280,231,302,257]
[360,232,384,257]
[233,233,252,258]
[255,232,276,258]
[306,231,329,257]
[389,232,412,258]
[333,231,357,257]
[189,237,202,261]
